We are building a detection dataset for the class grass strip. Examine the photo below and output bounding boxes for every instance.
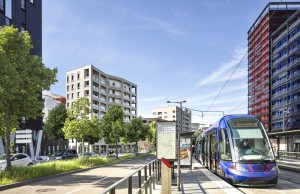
[0,153,152,185]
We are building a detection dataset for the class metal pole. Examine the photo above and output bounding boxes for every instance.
[177,102,183,191]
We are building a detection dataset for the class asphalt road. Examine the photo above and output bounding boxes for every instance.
[1,157,155,194]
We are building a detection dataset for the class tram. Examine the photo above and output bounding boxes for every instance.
[195,114,279,187]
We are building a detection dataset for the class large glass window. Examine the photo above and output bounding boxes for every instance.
[228,118,275,162]
[5,0,12,18]
[0,0,4,11]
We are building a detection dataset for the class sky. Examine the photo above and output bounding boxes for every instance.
[42,0,297,127]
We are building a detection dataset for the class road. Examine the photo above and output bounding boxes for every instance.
[1,157,155,194]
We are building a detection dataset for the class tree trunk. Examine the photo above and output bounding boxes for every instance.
[136,141,138,156]
[82,138,84,155]
[58,138,61,150]
[5,110,12,171]
[115,142,118,159]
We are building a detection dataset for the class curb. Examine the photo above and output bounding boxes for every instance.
[278,164,300,172]
[0,155,154,191]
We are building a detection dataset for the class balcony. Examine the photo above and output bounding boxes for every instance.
[273,30,287,45]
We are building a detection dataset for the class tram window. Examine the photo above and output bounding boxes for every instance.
[219,128,231,161]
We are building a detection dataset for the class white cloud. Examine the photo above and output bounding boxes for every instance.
[139,96,166,103]
[196,47,247,87]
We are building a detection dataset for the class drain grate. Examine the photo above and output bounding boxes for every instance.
[35,188,56,193]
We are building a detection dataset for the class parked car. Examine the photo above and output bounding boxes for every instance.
[83,152,98,157]
[47,149,78,161]
[0,153,33,170]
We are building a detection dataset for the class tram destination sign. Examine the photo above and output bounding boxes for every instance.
[234,121,259,127]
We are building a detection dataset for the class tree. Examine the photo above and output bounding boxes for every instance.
[0,26,57,170]
[44,103,67,149]
[62,98,102,154]
[125,117,149,155]
[147,121,157,148]
[100,105,125,159]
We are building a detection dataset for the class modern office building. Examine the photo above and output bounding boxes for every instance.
[152,105,191,131]
[66,65,137,154]
[0,0,43,157]
[269,10,300,153]
[248,2,300,131]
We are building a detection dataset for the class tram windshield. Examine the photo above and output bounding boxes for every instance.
[228,119,275,162]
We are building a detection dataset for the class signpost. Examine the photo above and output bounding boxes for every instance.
[156,121,177,160]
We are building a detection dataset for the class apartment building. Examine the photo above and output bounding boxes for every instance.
[248,2,300,131]
[66,65,137,154]
[152,105,191,132]
[270,10,300,152]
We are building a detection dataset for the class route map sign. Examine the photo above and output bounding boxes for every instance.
[156,121,177,160]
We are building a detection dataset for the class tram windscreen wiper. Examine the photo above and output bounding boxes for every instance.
[258,147,270,164]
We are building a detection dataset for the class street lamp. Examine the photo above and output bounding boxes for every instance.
[166,100,186,191]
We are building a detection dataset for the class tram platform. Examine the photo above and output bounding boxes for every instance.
[152,157,300,194]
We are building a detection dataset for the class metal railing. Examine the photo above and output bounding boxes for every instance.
[100,159,160,194]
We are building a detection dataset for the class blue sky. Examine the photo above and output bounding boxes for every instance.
[42,0,294,126]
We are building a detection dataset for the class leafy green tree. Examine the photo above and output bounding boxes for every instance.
[0,26,57,170]
[147,121,157,148]
[100,105,125,159]
[63,98,102,154]
[44,103,67,149]
[125,117,149,155]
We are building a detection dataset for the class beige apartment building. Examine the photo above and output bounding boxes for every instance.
[152,105,191,131]
[66,65,137,154]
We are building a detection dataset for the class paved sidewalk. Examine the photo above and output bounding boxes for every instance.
[152,157,300,194]
[152,159,243,194]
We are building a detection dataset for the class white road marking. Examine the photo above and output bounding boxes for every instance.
[65,187,85,194]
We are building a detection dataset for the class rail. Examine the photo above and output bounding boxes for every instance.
[99,159,161,194]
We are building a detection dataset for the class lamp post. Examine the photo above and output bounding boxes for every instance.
[166,100,186,191]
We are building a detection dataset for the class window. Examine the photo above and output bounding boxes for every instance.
[71,75,74,82]
[164,112,167,114]
[21,25,26,32]
[67,76,69,83]
[67,86,69,92]
[77,73,80,80]
[5,0,12,18]
[153,112,156,115]
[21,0,25,10]
[77,83,80,89]
[0,0,4,11]
[77,92,80,97]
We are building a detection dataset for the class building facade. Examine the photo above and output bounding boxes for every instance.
[66,65,137,154]
[41,92,68,156]
[0,0,43,157]
[270,10,300,153]
[248,2,300,131]
[152,105,191,132]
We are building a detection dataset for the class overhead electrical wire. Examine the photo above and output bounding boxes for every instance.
[205,0,283,115]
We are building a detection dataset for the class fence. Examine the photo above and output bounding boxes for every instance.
[100,159,161,194]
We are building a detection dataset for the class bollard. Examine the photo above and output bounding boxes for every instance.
[161,157,172,194]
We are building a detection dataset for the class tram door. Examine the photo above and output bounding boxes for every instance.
[210,131,216,172]
[207,135,211,169]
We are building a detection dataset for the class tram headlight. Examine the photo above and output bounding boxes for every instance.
[236,166,248,172]
[270,166,279,173]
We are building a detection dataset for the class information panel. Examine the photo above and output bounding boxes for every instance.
[156,122,177,160]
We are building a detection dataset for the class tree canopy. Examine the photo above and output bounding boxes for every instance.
[0,26,57,170]
[125,117,149,155]
[62,98,102,154]
[44,103,67,148]
[147,121,157,147]
[100,105,125,159]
